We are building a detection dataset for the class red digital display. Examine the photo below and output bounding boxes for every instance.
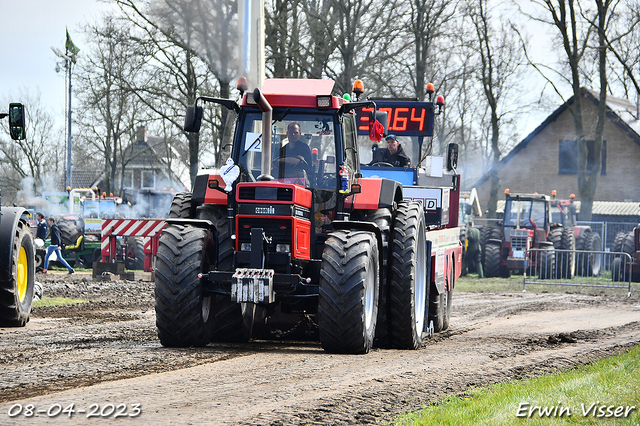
[356,101,434,137]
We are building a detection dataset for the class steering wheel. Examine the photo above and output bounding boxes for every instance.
[370,161,394,167]
[272,156,314,184]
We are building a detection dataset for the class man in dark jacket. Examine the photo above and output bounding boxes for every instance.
[43,217,74,274]
[370,134,411,167]
[462,221,483,278]
[36,212,48,240]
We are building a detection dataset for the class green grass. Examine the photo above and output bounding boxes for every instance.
[393,344,640,426]
[33,297,86,307]
[455,274,639,296]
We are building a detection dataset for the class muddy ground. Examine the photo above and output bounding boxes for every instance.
[0,271,639,425]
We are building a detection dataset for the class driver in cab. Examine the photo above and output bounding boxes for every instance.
[370,134,410,167]
[282,122,312,166]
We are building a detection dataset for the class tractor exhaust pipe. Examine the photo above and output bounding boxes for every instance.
[253,88,273,181]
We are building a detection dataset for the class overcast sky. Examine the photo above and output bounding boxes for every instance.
[0,0,116,122]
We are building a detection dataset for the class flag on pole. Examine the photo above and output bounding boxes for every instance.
[65,28,80,56]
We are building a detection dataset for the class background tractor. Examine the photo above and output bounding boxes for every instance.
[154,79,461,354]
[481,191,576,279]
[0,103,36,327]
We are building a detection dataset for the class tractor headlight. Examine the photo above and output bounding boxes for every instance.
[276,244,290,253]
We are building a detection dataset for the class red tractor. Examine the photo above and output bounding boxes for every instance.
[549,192,602,276]
[154,79,461,354]
[482,191,576,279]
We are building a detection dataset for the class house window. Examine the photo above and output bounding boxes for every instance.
[123,170,133,189]
[558,140,606,175]
[142,170,156,189]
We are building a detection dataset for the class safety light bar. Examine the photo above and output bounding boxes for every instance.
[317,96,332,108]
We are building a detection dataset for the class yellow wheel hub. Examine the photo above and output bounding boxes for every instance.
[17,246,28,303]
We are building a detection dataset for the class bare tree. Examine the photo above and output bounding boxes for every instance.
[75,16,144,196]
[531,0,616,220]
[464,0,527,218]
[0,91,64,201]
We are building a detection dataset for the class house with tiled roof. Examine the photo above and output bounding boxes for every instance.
[474,88,640,222]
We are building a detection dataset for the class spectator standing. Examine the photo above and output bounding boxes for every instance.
[36,212,48,240]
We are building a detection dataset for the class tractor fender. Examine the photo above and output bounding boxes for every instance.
[0,207,28,282]
[345,178,402,211]
[165,218,215,230]
[487,238,502,245]
[192,172,228,205]
[332,220,384,289]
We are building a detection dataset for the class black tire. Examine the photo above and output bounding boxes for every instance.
[352,208,392,347]
[442,262,454,331]
[0,220,35,327]
[484,242,502,278]
[621,231,635,256]
[611,257,625,282]
[35,248,45,272]
[481,226,502,265]
[155,224,215,347]
[430,260,454,333]
[548,227,574,278]
[612,231,627,254]
[318,230,379,354]
[576,232,602,276]
[169,192,195,219]
[538,247,555,279]
[389,201,428,349]
[57,220,80,246]
[125,236,145,270]
[197,206,254,343]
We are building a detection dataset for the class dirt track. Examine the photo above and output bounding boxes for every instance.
[1,272,639,425]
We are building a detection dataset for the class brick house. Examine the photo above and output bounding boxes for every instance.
[474,88,640,213]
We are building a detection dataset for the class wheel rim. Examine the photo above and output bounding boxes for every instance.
[364,256,375,331]
[17,246,28,303]
[414,224,427,333]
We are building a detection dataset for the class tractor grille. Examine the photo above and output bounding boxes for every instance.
[237,218,292,251]
[238,186,293,202]
[510,229,529,251]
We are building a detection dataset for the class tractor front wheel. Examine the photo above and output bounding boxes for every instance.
[319,230,379,354]
[155,224,214,347]
[484,242,502,278]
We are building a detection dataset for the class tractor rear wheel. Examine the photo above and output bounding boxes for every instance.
[319,230,379,354]
[576,231,602,276]
[125,236,145,270]
[58,220,80,246]
[611,257,625,282]
[155,224,215,347]
[429,261,454,333]
[351,208,392,347]
[389,201,427,349]
[169,192,195,218]
[549,227,575,278]
[484,242,502,278]
[0,219,35,327]
[612,232,627,254]
[197,206,255,343]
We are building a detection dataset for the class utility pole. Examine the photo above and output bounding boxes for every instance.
[52,31,79,190]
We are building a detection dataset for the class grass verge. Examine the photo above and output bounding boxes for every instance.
[392,336,640,426]
[33,297,86,307]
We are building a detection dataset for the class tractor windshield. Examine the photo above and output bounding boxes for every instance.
[235,111,337,189]
[504,199,546,228]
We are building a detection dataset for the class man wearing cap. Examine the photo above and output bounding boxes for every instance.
[370,134,411,167]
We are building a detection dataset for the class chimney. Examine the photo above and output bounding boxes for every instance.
[136,126,147,143]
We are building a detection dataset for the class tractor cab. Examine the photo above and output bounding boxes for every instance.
[502,192,550,257]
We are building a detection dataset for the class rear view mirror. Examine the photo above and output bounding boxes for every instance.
[447,143,458,171]
[184,105,203,133]
[9,103,26,140]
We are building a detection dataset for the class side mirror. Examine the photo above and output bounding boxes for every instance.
[184,105,203,133]
[373,110,387,133]
[447,143,458,171]
[9,103,26,140]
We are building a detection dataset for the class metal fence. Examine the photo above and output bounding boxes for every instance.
[523,248,633,296]
[576,221,637,250]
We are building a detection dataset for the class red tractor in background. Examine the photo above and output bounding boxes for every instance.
[482,191,575,279]
[155,78,462,354]
[549,191,602,276]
